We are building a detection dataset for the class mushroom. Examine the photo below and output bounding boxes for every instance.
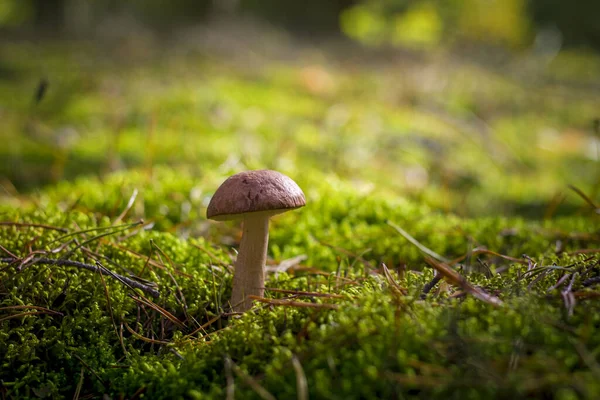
[207,170,306,312]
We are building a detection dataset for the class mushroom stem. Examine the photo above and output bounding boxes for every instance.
[230,213,270,312]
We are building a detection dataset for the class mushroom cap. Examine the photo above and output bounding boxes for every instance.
[207,170,306,221]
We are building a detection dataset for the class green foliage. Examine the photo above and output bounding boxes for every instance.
[340,0,532,49]
[2,173,599,398]
[1,35,600,399]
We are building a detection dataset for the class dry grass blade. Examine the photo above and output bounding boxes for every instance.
[387,220,449,262]
[568,185,599,210]
[150,240,191,324]
[96,264,128,357]
[0,244,18,259]
[264,287,345,298]
[124,322,171,345]
[72,366,85,400]
[292,355,308,400]
[424,257,503,307]
[71,353,107,390]
[224,357,235,400]
[381,263,408,295]
[183,314,222,339]
[227,356,276,400]
[266,254,308,275]
[248,296,340,309]
[113,188,139,225]
[128,295,186,329]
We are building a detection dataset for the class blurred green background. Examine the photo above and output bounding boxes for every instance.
[2,0,600,49]
[1,0,599,219]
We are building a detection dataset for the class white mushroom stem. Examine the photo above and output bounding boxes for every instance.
[230,213,270,312]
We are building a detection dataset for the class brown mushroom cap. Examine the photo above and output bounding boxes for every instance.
[206,170,306,221]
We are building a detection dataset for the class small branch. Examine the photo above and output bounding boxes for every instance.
[0,257,159,298]
[583,276,600,287]
[421,273,443,300]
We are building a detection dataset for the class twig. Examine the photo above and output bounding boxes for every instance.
[424,257,503,307]
[124,322,170,345]
[72,353,108,390]
[113,188,139,225]
[224,357,235,400]
[381,263,407,295]
[421,273,443,299]
[583,276,600,287]
[292,355,308,400]
[568,185,599,211]
[387,220,449,262]
[227,356,276,400]
[0,257,159,298]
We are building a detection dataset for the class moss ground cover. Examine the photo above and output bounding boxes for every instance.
[1,36,599,399]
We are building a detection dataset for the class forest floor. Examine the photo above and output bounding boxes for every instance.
[1,25,600,399]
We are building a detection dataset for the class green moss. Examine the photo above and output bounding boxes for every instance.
[1,39,599,399]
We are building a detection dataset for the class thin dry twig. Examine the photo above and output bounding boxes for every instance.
[265,254,308,275]
[72,366,85,400]
[568,184,599,211]
[561,273,578,318]
[0,256,160,297]
[421,273,443,299]
[72,353,108,390]
[292,355,308,400]
[183,314,223,339]
[113,188,139,225]
[224,356,235,400]
[150,240,191,324]
[128,294,185,328]
[124,322,171,345]
[227,356,276,400]
[381,263,408,295]
[424,257,503,307]
[387,221,449,262]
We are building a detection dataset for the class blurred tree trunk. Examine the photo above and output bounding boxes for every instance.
[33,0,66,32]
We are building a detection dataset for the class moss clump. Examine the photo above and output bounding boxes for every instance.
[1,170,599,399]
[1,38,599,399]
